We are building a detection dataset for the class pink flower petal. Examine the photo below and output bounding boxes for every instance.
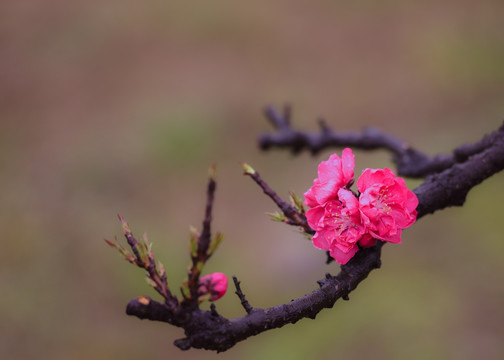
[358,234,376,247]
[337,188,359,211]
[313,178,340,205]
[304,149,356,208]
[303,186,318,208]
[341,148,355,185]
[306,206,325,231]
[357,168,417,245]
[329,244,358,265]
[312,231,330,251]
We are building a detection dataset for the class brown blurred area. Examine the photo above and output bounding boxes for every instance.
[1,1,503,359]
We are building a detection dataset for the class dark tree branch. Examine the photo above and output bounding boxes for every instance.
[259,105,502,178]
[127,242,384,352]
[117,109,504,352]
[414,124,504,217]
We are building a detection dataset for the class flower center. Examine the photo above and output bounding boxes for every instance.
[324,201,357,235]
[376,187,393,214]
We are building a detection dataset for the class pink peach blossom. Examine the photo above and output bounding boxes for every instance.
[304,148,355,208]
[307,188,369,264]
[304,149,418,264]
[199,272,228,301]
[357,168,418,243]
[303,149,366,265]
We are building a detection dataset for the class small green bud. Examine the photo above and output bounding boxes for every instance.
[242,163,256,175]
[189,226,199,257]
[145,276,157,288]
[157,261,166,278]
[117,214,131,234]
[208,163,217,180]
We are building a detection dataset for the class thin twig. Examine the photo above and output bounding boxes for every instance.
[242,165,314,234]
[185,167,219,305]
[233,276,254,314]
[198,165,217,254]
[116,215,177,308]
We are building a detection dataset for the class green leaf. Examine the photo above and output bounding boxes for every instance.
[301,231,314,241]
[142,232,154,256]
[289,191,305,213]
[198,293,211,304]
[208,232,223,256]
[196,261,204,274]
[181,283,191,299]
[104,238,136,264]
[267,211,287,222]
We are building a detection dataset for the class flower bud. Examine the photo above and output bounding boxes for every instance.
[198,272,228,301]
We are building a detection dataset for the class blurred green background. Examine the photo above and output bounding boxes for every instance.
[1,1,503,359]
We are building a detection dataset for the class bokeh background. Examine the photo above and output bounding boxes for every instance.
[1,1,504,359]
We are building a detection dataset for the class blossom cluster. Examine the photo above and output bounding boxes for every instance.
[304,148,418,264]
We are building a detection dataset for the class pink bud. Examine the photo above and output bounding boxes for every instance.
[199,272,228,301]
